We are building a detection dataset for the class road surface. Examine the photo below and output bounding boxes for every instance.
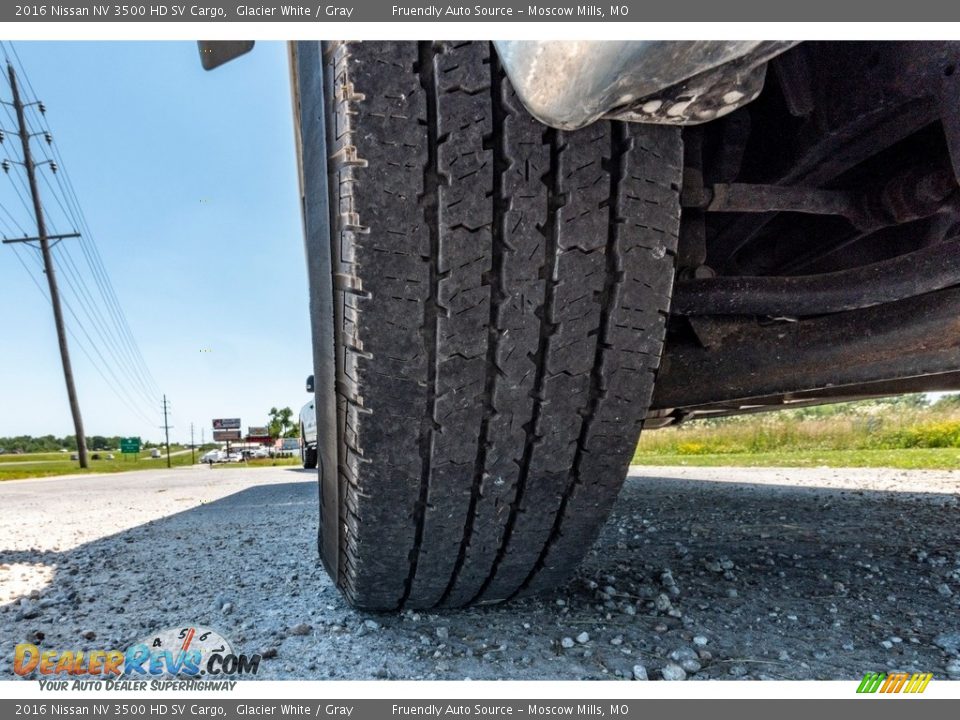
[1,464,958,680]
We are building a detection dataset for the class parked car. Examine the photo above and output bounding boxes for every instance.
[299,380,317,470]
[150,449,161,459]
[200,450,225,464]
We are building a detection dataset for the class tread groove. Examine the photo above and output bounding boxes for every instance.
[400,40,442,610]
[436,50,508,608]
[469,126,564,605]
[514,121,629,596]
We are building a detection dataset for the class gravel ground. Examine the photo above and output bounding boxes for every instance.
[1,464,959,681]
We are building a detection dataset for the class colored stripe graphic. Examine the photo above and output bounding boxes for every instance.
[882,673,908,693]
[906,673,933,693]
[857,671,932,694]
[857,672,886,693]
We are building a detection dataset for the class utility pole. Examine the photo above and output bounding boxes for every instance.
[4,63,87,468]
[190,422,195,464]
[162,394,171,468]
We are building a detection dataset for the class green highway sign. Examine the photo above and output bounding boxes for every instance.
[120,437,141,454]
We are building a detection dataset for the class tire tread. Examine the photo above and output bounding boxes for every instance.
[320,40,681,609]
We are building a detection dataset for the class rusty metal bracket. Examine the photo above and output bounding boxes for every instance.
[652,287,960,411]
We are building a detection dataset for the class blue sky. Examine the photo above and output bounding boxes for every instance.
[0,41,312,443]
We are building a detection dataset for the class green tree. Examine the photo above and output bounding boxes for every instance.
[268,407,295,439]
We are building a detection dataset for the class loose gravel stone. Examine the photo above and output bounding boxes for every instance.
[933,632,960,655]
[17,599,40,621]
[669,647,702,673]
[654,594,672,612]
[632,664,648,681]
[661,663,687,681]
[560,637,575,649]
[576,632,590,645]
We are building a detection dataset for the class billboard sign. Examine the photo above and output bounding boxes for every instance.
[212,418,241,430]
[119,437,141,454]
[248,426,269,437]
[213,430,241,441]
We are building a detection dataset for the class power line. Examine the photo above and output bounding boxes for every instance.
[2,42,166,417]
[3,165,38,220]
[4,41,164,401]
[9,247,159,429]
[25,96,165,400]
[5,170,160,410]
[0,200,27,236]
[55,242,160,407]
[162,395,172,468]
[50,258,160,425]
[3,60,88,467]
[52,243,163,414]
[61,185,165,399]
[1,47,165,448]
[38,166,78,232]
[13,245,158,428]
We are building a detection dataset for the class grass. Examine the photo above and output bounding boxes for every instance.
[0,448,194,481]
[631,447,960,470]
[8,399,960,477]
[0,445,299,481]
[0,452,70,464]
[211,456,301,469]
[633,397,960,470]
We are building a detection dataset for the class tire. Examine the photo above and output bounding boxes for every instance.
[301,424,318,469]
[315,40,681,609]
[302,445,318,470]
